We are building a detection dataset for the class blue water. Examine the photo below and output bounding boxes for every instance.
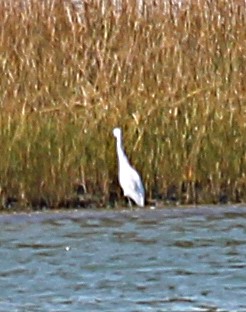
[0,206,246,311]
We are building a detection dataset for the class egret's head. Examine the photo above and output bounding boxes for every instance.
[113,127,122,139]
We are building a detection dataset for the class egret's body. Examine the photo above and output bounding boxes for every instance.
[113,127,145,207]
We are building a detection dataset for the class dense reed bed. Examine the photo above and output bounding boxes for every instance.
[0,0,246,210]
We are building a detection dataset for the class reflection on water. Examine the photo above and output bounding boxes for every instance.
[0,206,246,311]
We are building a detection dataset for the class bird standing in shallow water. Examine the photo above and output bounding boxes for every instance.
[113,127,145,207]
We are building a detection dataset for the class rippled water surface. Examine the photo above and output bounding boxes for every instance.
[0,206,246,311]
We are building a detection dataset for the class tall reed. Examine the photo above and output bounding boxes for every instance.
[0,0,246,209]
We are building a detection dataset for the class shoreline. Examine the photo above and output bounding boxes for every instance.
[1,187,246,212]
[0,204,246,219]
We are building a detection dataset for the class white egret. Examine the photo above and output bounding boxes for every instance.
[113,127,145,207]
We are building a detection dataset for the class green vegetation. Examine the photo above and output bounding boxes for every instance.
[0,0,246,210]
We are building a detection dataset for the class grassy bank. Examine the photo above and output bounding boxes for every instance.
[0,0,246,210]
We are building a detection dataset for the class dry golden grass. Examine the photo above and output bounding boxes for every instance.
[0,0,246,209]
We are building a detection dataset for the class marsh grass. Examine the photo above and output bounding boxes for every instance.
[0,0,246,209]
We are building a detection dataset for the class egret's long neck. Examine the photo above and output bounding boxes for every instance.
[116,135,130,167]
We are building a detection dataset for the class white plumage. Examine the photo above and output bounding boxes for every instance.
[113,127,145,207]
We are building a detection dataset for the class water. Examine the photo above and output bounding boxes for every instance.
[0,206,246,312]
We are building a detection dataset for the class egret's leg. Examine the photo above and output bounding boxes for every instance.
[127,197,132,208]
